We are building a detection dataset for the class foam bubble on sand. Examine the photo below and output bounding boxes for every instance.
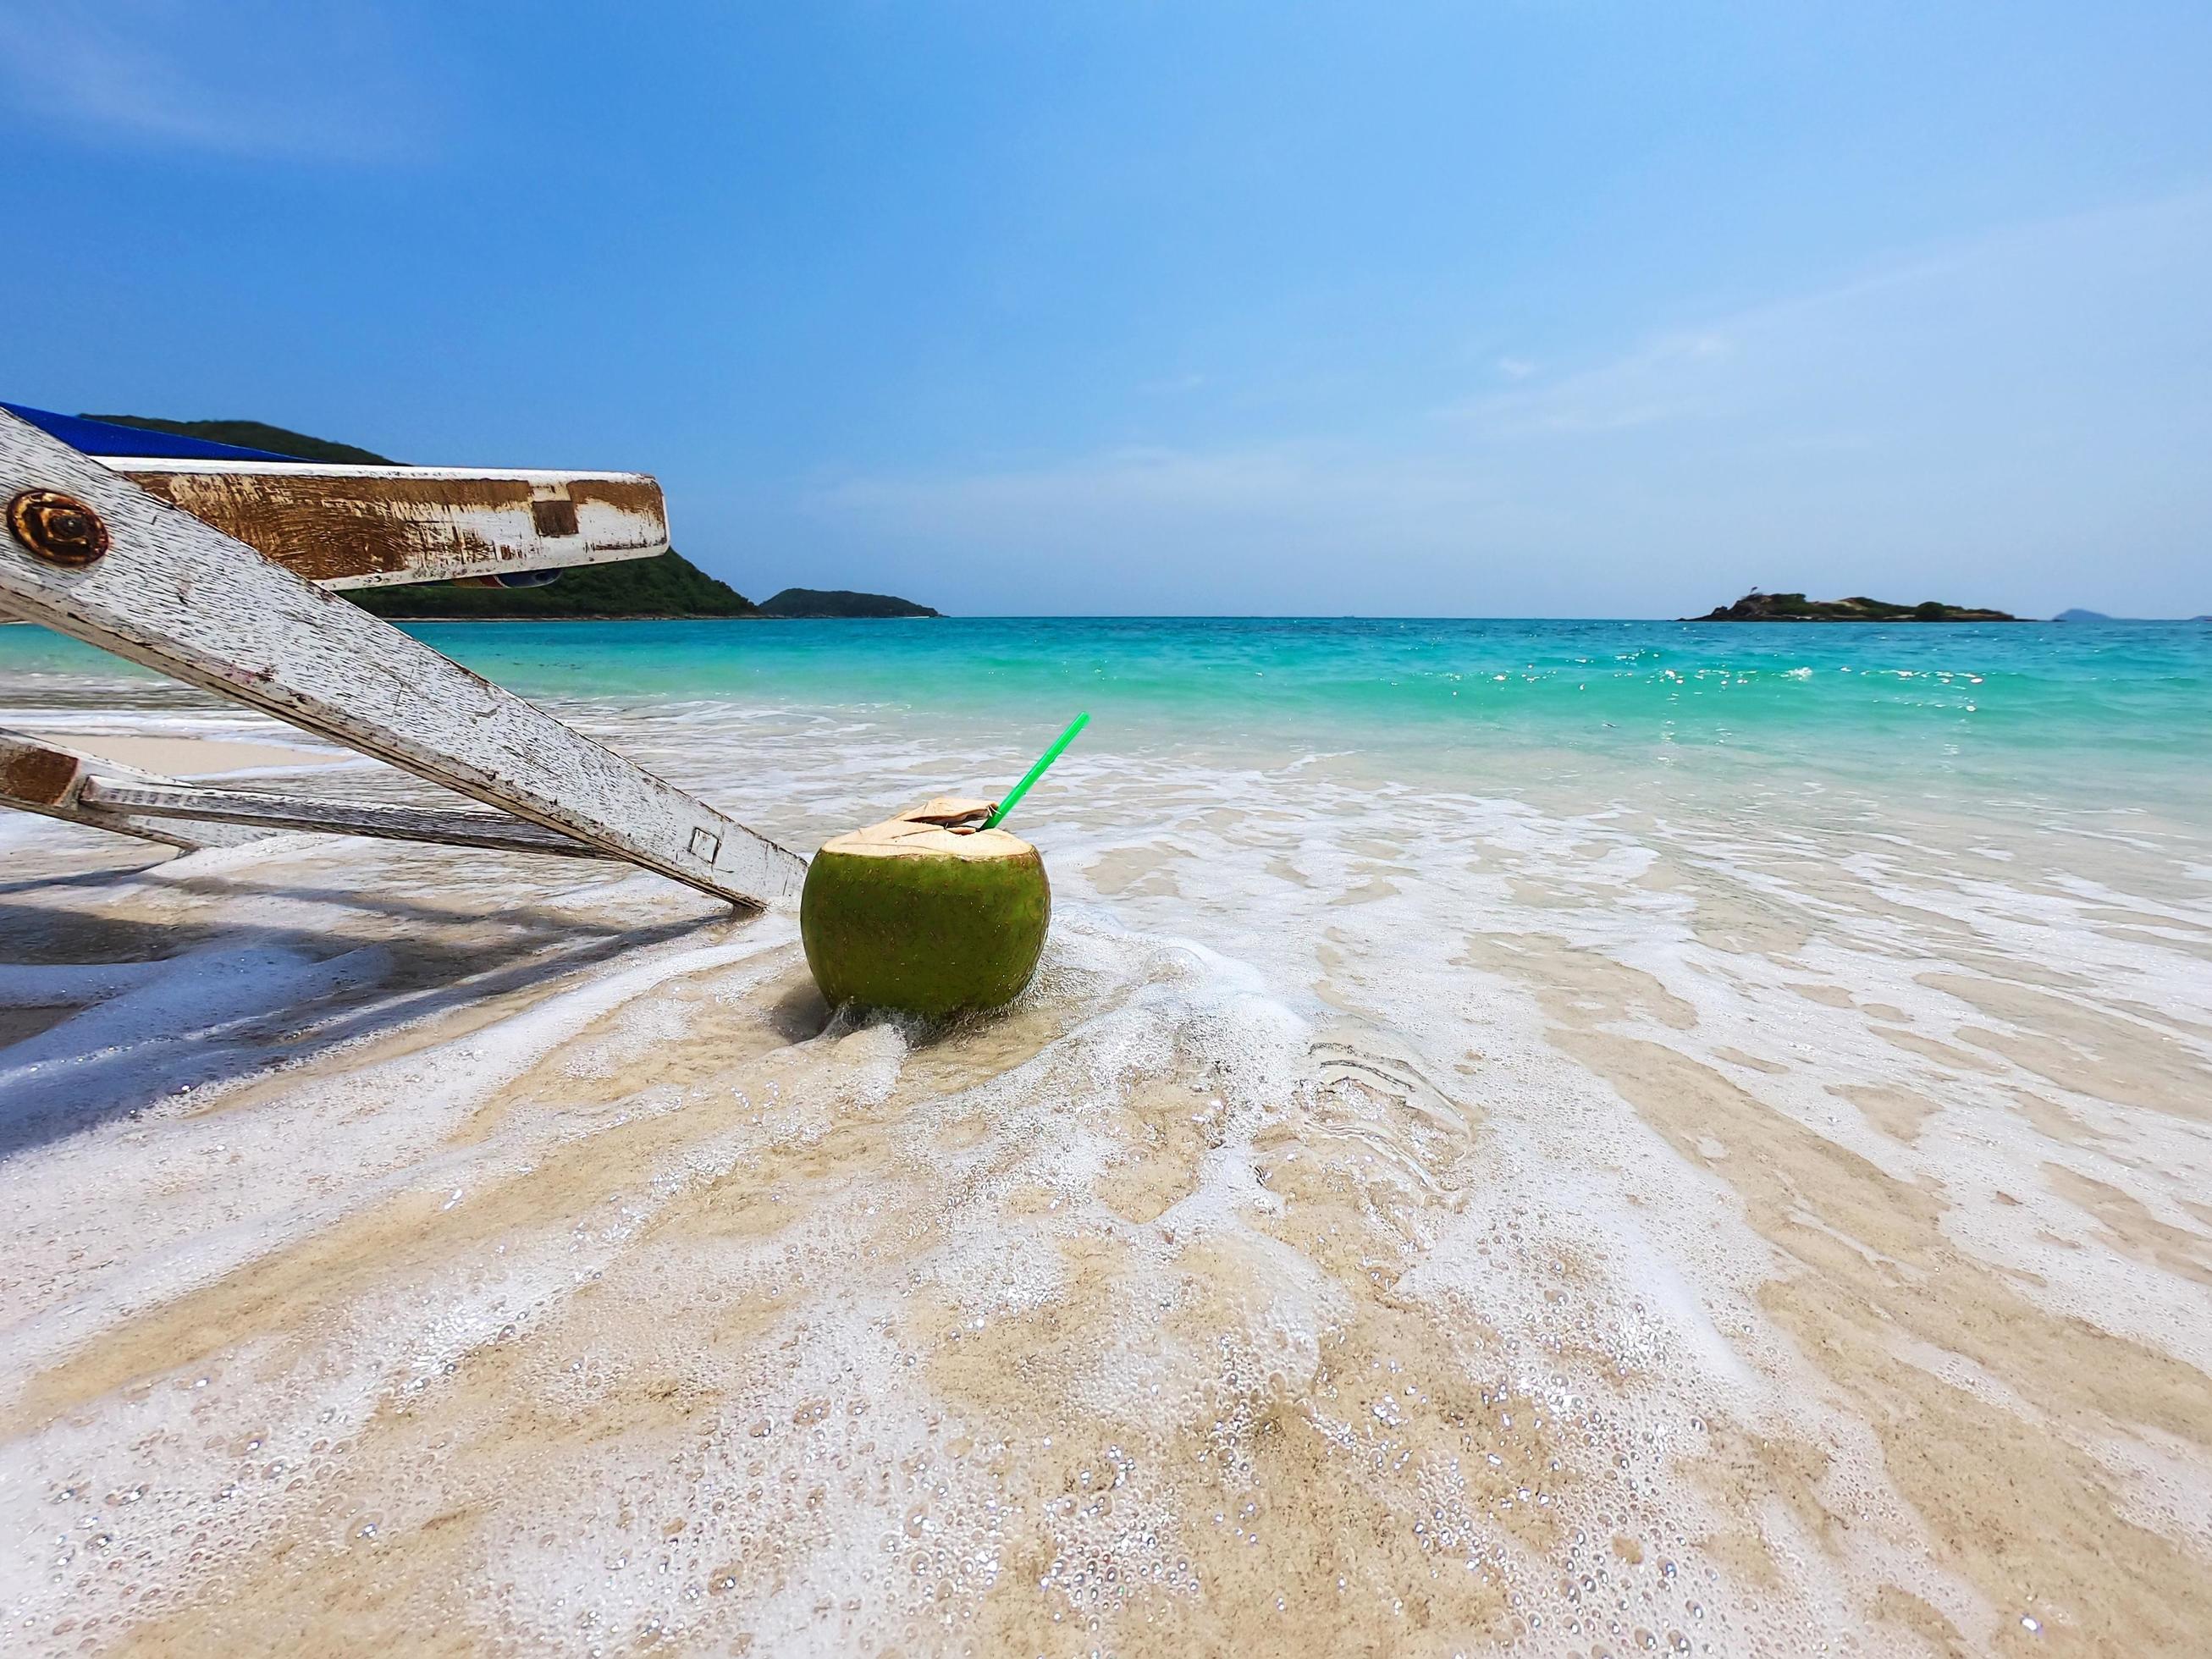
[3,705,2209,1656]
[3,925,797,1368]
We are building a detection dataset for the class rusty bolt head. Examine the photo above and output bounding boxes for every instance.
[8,489,109,566]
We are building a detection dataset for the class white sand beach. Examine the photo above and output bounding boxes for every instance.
[3,698,2209,1657]
[10,0,2209,1649]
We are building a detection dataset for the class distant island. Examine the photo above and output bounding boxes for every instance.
[2051,609,2210,622]
[86,415,938,621]
[1685,592,2019,623]
[758,588,941,619]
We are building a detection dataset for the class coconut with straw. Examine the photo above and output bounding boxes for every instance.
[801,714,1087,1017]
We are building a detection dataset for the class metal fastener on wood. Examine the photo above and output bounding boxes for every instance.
[8,488,109,566]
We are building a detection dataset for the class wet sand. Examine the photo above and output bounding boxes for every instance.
[3,711,2210,1656]
[57,736,345,777]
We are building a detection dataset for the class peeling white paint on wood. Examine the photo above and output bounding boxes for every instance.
[107,459,670,588]
[0,409,806,907]
[0,726,268,852]
[79,777,617,859]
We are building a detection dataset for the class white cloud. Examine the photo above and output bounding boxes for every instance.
[0,0,429,162]
[802,190,2212,617]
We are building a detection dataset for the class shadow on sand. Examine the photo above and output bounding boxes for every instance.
[0,864,762,1161]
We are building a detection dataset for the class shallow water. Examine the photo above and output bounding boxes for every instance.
[3,618,2210,1656]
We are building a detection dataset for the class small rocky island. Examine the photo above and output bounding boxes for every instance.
[1685,592,2019,622]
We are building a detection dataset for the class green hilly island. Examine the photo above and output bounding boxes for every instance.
[86,415,935,620]
[352,551,761,619]
[758,588,941,618]
[84,414,395,467]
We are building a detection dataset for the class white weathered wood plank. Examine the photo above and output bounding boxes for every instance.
[108,460,670,589]
[0,727,268,852]
[80,777,616,859]
[0,409,806,907]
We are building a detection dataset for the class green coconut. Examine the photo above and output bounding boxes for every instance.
[801,796,1051,1017]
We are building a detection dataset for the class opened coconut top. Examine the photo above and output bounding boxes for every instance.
[821,796,1036,861]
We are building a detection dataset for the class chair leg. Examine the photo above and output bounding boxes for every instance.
[0,409,805,908]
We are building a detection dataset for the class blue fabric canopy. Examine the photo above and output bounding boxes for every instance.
[3,399,565,590]
[2,401,293,462]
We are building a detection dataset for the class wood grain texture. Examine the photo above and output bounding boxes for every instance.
[80,778,616,858]
[0,409,806,907]
[0,727,266,852]
[111,460,667,589]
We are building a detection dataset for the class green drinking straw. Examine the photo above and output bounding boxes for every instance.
[984,712,1089,830]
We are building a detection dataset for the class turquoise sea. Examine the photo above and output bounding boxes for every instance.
[4,615,2208,800]
[7,613,2212,1652]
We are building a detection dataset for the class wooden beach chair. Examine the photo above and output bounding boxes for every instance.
[0,405,804,909]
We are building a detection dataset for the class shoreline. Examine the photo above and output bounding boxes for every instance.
[12,609,2212,626]
[3,642,2209,1656]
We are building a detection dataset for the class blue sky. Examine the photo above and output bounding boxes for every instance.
[3,2,2208,616]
